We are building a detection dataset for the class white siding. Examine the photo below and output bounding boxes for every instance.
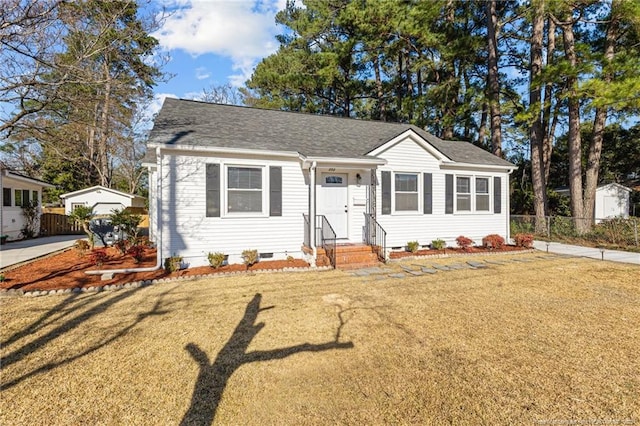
[159,152,308,267]
[1,177,44,239]
[375,138,511,250]
[595,184,630,220]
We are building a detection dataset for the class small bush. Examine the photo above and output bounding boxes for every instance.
[74,239,90,257]
[0,273,5,282]
[431,239,446,250]
[114,239,128,255]
[514,233,534,248]
[207,252,226,269]
[241,249,259,269]
[164,255,183,273]
[456,236,473,250]
[406,241,419,253]
[482,234,505,249]
[127,245,146,263]
[89,248,109,267]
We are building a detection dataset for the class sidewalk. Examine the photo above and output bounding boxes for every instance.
[0,235,80,269]
[533,240,640,265]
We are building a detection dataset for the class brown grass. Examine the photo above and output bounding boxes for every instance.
[1,253,638,425]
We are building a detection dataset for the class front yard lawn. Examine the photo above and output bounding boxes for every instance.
[1,254,638,425]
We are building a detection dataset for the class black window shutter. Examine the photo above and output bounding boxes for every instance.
[445,174,453,214]
[206,163,220,217]
[423,173,432,214]
[494,176,502,214]
[381,171,391,215]
[269,166,282,216]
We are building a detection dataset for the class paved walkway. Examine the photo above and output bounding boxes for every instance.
[533,240,640,265]
[0,235,80,269]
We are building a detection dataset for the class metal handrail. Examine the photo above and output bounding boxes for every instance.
[318,215,337,268]
[364,213,387,262]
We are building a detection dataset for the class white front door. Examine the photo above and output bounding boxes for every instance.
[318,173,348,239]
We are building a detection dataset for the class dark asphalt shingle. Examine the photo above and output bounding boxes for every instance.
[147,98,514,168]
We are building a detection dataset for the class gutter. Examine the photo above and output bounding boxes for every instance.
[85,146,163,278]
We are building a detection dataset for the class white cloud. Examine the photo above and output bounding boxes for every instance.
[154,0,287,85]
[195,66,210,80]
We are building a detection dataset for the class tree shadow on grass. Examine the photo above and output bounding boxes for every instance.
[180,293,354,426]
[1,287,176,391]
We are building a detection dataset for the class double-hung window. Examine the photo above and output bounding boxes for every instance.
[227,166,262,213]
[475,177,490,211]
[2,188,11,207]
[456,177,471,211]
[395,173,419,212]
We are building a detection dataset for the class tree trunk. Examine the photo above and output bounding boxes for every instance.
[541,17,556,184]
[585,1,619,223]
[560,15,586,233]
[486,0,502,157]
[530,0,547,234]
[373,54,386,121]
[98,65,112,187]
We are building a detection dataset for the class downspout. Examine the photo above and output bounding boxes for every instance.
[506,168,514,242]
[85,147,163,277]
[309,161,317,261]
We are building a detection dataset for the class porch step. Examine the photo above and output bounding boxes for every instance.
[320,244,381,269]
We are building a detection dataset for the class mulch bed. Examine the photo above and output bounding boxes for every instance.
[388,244,528,259]
[0,246,310,292]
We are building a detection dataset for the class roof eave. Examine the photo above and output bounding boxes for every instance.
[148,142,301,159]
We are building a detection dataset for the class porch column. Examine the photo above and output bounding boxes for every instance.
[309,161,317,255]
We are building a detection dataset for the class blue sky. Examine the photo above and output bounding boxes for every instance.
[149,0,287,113]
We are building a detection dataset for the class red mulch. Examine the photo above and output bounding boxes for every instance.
[388,244,529,259]
[0,246,310,292]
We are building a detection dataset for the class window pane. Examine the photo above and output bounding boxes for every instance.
[456,177,470,193]
[457,194,471,211]
[228,190,262,212]
[228,167,261,189]
[23,190,30,206]
[32,190,38,203]
[395,174,417,192]
[476,178,489,194]
[476,194,490,211]
[2,188,10,207]
[325,176,343,184]
[396,193,418,211]
[15,189,22,207]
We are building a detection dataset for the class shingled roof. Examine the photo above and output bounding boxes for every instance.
[147,98,514,168]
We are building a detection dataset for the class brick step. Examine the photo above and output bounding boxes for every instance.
[335,252,379,265]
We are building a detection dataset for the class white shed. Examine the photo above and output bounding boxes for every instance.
[556,183,631,221]
[60,185,146,216]
[594,183,631,220]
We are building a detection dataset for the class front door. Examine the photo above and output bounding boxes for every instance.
[318,173,348,239]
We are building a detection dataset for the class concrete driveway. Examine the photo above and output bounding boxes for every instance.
[0,235,81,270]
[533,240,640,265]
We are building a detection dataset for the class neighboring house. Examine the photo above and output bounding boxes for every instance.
[60,185,146,216]
[145,98,516,268]
[556,183,632,222]
[0,168,54,240]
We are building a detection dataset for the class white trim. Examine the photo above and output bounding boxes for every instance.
[2,170,54,188]
[302,157,386,168]
[60,185,143,200]
[148,142,300,159]
[393,171,421,214]
[366,129,451,162]
[440,162,516,172]
[453,174,494,214]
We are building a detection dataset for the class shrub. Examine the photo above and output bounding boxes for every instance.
[241,249,259,269]
[164,255,183,273]
[89,248,109,267]
[0,273,5,282]
[514,233,534,248]
[406,241,419,253]
[207,252,226,269]
[110,208,142,240]
[482,234,505,249]
[431,239,446,250]
[127,245,146,263]
[456,235,473,250]
[74,239,90,257]
[114,239,129,255]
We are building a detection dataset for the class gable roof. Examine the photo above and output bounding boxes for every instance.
[147,98,514,168]
[60,185,143,200]
[1,169,55,188]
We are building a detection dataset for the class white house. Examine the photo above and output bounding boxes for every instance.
[145,98,516,268]
[556,183,631,222]
[0,169,54,240]
[60,185,146,216]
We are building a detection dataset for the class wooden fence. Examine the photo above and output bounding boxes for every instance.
[40,213,84,236]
